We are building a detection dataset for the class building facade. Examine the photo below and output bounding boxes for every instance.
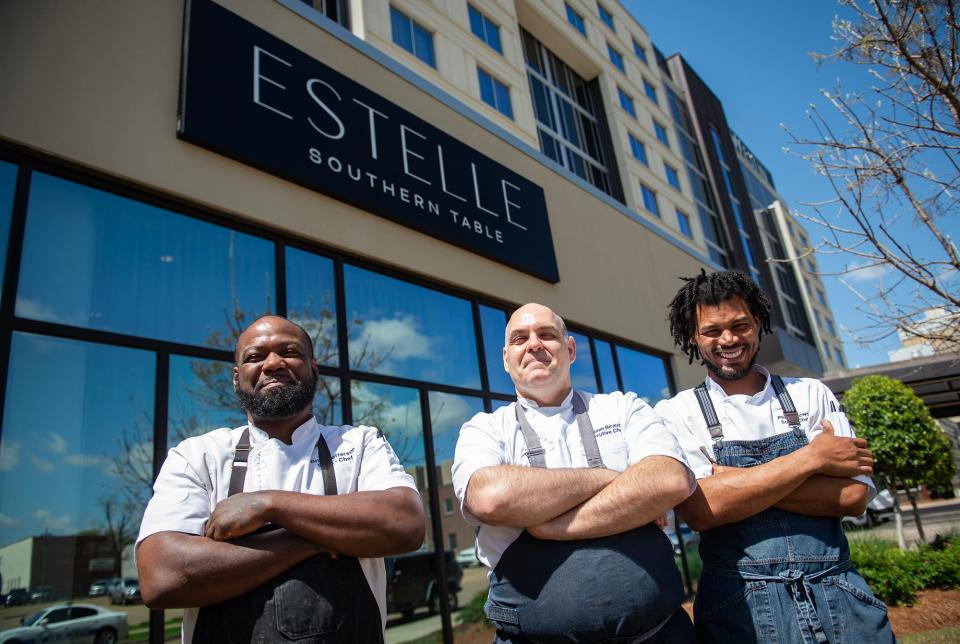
[0,1,842,642]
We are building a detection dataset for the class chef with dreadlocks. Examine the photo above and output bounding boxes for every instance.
[654,269,894,643]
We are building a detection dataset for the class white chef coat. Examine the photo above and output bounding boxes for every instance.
[451,389,692,571]
[654,365,875,496]
[137,416,418,642]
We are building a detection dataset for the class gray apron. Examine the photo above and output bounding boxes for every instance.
[484,393,693,643]
[692,376,894,643]
[191,428,384,643]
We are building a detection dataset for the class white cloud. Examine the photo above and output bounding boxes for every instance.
[103,440,152,481]
[846,262,889,282]
[0,441,21,472]
[30,455,55,473]
[14,297,87,328]
[32,509,74,533]
[0,513,21,528]
[356,315,432,361]
[45,432,68,455]
[428,393,473,435]
[64,454,105,467]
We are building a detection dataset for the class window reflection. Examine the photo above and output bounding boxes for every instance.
[0,161,16,302]
[17,173,275,348]
[0,333,154,611]
[344,265,480,388]
[594,339,619,393]
[285,247,338,367]
[568,331,598,393]
[478,305,512,394]
[428,392,487,614]
[350,381,432,635]
[168,356,246,448]
[617,346,671,405]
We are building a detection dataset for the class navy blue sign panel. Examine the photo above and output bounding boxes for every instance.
[180,0,559,283]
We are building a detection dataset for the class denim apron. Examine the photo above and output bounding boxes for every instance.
[693,376,894,643]
[485,393,693,643]
[191,428,384,644]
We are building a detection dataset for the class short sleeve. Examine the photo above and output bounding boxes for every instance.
[622,393,693,475]
[451,411,507,526]
[136,448,213,544]
[654,396,713,480]
[356,426,419,493]
[805,382,877,500]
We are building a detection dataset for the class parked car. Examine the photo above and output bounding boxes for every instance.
[385,550,463,618]
[88,577,119,597]
[0,602,128,644]
[843,489,896,528]
[455,546,480,569]
[29,586,54,603]
[107,578,140,605]
[3,588,29,607]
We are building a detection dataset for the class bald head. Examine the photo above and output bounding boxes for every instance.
[235,315,314,363]
[505,303,567,346]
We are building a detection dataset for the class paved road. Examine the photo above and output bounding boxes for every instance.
[847,497,960,546]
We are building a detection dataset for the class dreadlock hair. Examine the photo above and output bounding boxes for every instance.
[667,269,772,364]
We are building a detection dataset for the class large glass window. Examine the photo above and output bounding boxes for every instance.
[17,173,275,348]
[594,338,619,393]
[286,247,339,367]
[0,333,154,608]
[390,7,435,68]
[344,265,481,388]
[522,29,616,197]
[479,305,513,395]
[0,160,16,302]
[168,355,245,448]
[568,331,598,393]
[428,391,487,618]
[617,346,670,405]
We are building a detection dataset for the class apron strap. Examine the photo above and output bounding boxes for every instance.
[693,384,724,441]
[771,375,802,431]
[228,428,252,497]
[572,392,605,468]
[515,404,548,468]
[514,392,605,469]
[228,426,338,496]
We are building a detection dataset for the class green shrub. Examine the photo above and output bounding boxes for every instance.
[850,539,919,605]
[459,589,490,625]
[849,535,960,606]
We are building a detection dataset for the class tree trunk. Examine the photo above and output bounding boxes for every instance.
[906,487,926,544]
[890,476,907,551]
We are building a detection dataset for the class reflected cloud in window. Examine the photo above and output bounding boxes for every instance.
[286,247,339,367]
[0,333,154,602]
[17,173,275,349]
[345,265,481,388]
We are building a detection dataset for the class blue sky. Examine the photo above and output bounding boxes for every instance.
[623,0,955,368]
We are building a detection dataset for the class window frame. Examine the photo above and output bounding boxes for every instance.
[468,4,503,54]
[617,87,636,118]
[565,2,587,36]
[390,6,436,68]
[640,182,660,216]
[477,66,513,119]
[0,146,680,644]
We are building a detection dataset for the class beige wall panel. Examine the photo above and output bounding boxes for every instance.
[0,0,710,353]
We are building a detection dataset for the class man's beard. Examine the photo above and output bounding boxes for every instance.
[236,375,317,419]
[704,350,758,382]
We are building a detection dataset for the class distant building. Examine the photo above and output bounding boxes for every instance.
[889,308,959,362]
